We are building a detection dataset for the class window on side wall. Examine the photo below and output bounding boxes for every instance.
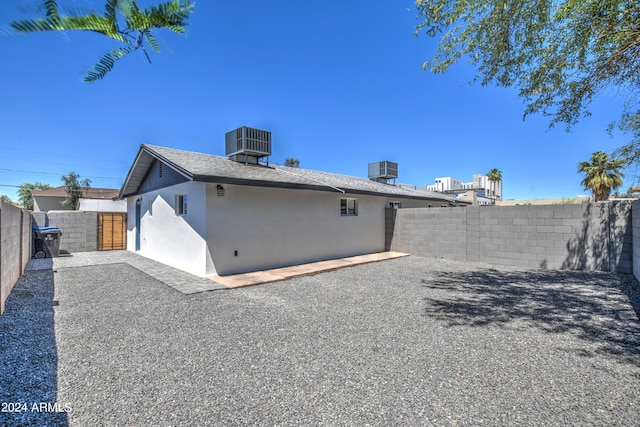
[340,198,357,216]
[175,194,188,215]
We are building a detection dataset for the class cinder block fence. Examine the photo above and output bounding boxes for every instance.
[31,211,98,253]
[0,201,31,315]
[3,200,640,315]
[387,201,634,273]
[633,200,640,279]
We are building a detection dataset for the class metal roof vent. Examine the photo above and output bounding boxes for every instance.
[225,126,271,164]
[368,161,398,184]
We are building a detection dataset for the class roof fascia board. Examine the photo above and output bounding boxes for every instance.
[119,145,193,199]
[192,175,464,203]
[141,145,193,180]
[119,145,152,199]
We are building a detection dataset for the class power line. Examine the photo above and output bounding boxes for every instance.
[0,168,122,181]
[2,146,130,164]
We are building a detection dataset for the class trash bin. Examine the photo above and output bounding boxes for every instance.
[33,227,63,258]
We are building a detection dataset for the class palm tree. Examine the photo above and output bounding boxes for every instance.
[8,0,194,82]
[486,168,502,204]
[578,151,626,201]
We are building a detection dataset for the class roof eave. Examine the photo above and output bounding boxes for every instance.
[118,145,193,199]
[192,175,463,203]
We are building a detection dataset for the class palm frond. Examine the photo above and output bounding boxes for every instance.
[10,18,59,33]
[10,12,129,43]
[142,30,161,52]
[150,0,194,24]
[61,14,129,42]
[44,0,59,22]
[85,46,133,82]
[105,0,119,33]
[164,24,186,34]
[127,0,194,32]
[9,0,195,82]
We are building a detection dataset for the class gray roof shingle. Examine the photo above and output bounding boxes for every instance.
[120,144,463,204]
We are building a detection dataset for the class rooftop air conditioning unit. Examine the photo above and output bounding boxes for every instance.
[225,126,271,164]
[368,161,398,183]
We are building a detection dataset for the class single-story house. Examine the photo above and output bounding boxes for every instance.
[33,186,125,212]
[118,128,465,277]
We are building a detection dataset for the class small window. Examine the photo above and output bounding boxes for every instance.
[340,198,357,216]
[389,201,401,209]
[175,194,188,215]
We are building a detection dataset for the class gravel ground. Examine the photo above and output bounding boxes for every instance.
[2,256,640,426]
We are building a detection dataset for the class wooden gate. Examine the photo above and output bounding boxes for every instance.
[98,213,127,251]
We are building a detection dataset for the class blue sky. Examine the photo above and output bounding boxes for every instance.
[0,1,635,203]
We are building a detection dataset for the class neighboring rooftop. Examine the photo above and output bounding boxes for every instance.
[33,186,120,200]
[120,144,465,204]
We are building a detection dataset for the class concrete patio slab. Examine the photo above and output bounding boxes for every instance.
[210,251,409,288]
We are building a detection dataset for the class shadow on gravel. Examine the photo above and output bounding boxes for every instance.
[421,268,640,367]
[0,269,69,426]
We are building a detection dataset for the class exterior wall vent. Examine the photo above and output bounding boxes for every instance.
[368,161,398,184]
[225,126,271,164]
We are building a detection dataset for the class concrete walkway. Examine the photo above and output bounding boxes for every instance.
[27,251,226,295]
[25,250,409,294]
[210,251,409,288]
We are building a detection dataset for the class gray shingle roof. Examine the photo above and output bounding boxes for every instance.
[33,186,120,199]
[120,144,463,204]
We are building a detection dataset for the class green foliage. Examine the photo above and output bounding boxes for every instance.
[17,182,53,211]
[284,158,300,168]
[415,0,640,160]
[487,168,502,182]
[85,46,133,82]
[61,172,91,209]
[8,0,195,82]
[578,151,625,201]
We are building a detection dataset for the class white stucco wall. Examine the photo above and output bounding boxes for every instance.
[127,181,211,276]
[79,198,127,212]
[205,183,428,276]
[126,180,438,277]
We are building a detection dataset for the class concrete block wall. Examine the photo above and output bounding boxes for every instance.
[389,207,467,261]
[389,202,633,273]
[633,200,640,280]
[32,211,98,253]
[1,201,31,315]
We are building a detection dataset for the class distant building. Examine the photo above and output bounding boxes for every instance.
[32,186,125,212]
[425,173,501,205]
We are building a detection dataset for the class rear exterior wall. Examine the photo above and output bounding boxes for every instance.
[206,184,431,276]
